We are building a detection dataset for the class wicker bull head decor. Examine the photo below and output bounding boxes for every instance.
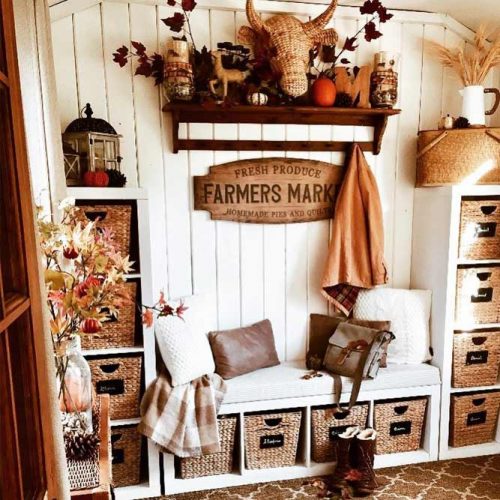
[238,0,338,97]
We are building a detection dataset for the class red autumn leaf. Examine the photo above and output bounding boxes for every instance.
[131,40,146,56]
[161,304,175,316]
[135,59,153,77]
[167,0,176,5]
[360,0,382,15]
[343,36,358,52]
[364,21,382,42]
[112,45,129,67]
[151,53,165,85]
[162,12,185,32]
[176,301,189,318]
[377,5,393,23]
[181,0,197,11]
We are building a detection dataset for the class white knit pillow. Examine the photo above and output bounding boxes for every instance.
[353,288,432,364]
[155,294,215,386]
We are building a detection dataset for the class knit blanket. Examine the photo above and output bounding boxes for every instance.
[138,368,226,458]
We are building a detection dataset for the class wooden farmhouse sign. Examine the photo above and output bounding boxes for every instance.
[193,158,344,223]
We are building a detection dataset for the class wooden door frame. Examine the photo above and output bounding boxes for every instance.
[4,0,69,497]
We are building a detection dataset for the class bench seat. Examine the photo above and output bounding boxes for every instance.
[223,360,440,405]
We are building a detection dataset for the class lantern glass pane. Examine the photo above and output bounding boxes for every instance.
[105,140,116,159]
[93,140,104,159]
[94,158,105,170]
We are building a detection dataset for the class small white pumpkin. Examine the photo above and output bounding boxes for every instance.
[247,92,268,106]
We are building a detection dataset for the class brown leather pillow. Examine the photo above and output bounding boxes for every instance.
[307,314,392,369]
[208,319,280,379]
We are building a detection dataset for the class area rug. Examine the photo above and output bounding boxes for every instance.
[158,454,500,499]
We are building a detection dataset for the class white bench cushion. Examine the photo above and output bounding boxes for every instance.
[223,361,440,404]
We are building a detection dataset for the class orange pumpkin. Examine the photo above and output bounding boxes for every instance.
[83,171,96,187]
[93,170,109,187]
[311,76,336,107]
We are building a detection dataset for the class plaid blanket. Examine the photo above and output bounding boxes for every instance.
[138,368,227,458]
[323,283,361,316]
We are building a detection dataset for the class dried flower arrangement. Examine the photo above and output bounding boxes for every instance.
[429,25,500,85]
[141,291,188,327]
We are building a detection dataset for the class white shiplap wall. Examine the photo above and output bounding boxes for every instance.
[50,0,500,361]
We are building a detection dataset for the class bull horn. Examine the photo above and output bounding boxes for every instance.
[303,0,338,34]
[246,0,265,32]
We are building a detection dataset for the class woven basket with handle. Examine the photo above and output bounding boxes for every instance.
[244,410,302,469]
[459,198,500,260]
[452,331,500,388]
[374,398,427,454]
[111,425,141,487]
[416,128,500,186]
[88,355,142,419]
[178,416,237,479]
[311,404,369,463]
[450,391,500,447]
[455,267,500,325]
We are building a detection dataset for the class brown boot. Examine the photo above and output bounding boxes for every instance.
[330,426,360,493]
[349,428,378,497]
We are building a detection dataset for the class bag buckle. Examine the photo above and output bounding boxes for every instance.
[335,339,368,365]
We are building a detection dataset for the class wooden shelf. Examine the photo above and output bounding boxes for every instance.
[163,104,400,155]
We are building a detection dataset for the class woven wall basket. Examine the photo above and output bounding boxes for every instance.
[416,128,500,186]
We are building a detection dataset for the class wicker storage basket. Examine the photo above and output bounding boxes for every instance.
[82,282,137,350]
[67,400,102,491]
[459,199,500,260]
[416,128,500,186]
[77,204,132,257]
[88,355,142,419]
[111,425,141,487]
[244,410,302,469]
[450,391,500,447]
[374,398,427,454]
[455,267,500,325]
[178,416,237,479]
[311,404,369,463]
[453,331,500,388]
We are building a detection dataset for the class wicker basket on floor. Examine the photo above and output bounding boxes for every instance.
[374,398,427,454]
[416,128,500,186]
[455,267,500,325]
[111,425,141,487]
[77,204,132,258]
[311,404,369,463]
[452,331,500,388]
[244,410,302,469]
[459,199,500,260]
[67,400,102,491]
[450,391,500,447]
[88,355,142,419]
[178,416,238,479]
[82,282,137,350]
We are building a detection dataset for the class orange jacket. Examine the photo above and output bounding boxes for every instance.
[322,144,388,298]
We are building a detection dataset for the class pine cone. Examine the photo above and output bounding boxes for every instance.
[454,116,470,129]
[105,168,127,187]
[334,92,353,108]
[64,430,100,461]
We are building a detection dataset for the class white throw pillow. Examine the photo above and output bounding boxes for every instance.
[155,294,215,386]
[353,288,432,364]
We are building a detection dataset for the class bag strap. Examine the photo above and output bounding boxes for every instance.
[332,358,366,412]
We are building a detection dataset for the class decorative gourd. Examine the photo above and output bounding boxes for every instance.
[93,170,109,187]
[312,76,337,107]
[83,171,96,187]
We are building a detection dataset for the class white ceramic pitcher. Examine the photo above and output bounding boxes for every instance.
[459,86,500,126]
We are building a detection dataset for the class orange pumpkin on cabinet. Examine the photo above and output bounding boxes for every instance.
[311,76,337,107]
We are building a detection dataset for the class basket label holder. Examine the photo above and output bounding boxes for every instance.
[260,434,284,449]
[97,379,125,395]
[390,421,412,436]
[466,350,489,365]
[467,410,487,426]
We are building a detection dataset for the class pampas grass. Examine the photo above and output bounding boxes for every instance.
[429,25,500,86]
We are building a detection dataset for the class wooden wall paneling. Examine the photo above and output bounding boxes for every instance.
[441,28,464,119]
[73,4,108,119]
[210,8,241,329]
[51,16,79,130]
[238,124,265,326]
[284,124,309,360]
[375,20,403,286]
[158,4,192,299]
[392,22,424,288]
[419,24,445,131]
[130,2,169,293]
[101,2,139,186]
[262,124,286,359]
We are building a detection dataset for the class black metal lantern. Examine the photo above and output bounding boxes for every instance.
[62,104,122,185]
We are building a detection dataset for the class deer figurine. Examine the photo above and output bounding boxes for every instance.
[209,50,246,99]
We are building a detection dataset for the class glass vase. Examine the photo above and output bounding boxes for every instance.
[56,335,93,433]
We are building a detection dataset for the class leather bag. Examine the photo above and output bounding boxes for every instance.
[323,322,394,410]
